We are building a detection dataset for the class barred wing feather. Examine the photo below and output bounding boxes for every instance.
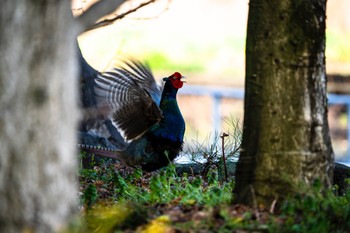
[94,61,162,140]
[122,60,161,105]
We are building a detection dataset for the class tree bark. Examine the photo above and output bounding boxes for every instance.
[0,1,79,232]
[234,0,333,207]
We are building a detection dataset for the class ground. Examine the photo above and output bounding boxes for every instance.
[75,155,350,233]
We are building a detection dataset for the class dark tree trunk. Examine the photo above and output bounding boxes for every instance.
[234,0,333,207]
[0,1,79,232]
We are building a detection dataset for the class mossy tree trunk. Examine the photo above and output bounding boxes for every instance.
[234,0,333,207]
[0,1,79,232]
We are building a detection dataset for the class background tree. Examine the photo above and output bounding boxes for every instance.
[234,0,333,207]
[0,0,126,232]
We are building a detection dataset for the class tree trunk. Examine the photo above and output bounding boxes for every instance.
[234,0,333,207]
[0,1,79,232]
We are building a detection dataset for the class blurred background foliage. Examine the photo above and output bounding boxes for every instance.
[78,0,350,77]
[77,0,350,158]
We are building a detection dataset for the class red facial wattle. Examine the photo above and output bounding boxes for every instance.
[170,72,184,89]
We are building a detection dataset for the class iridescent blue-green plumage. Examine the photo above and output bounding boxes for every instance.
[92,60,185,171]
[151,79,185,142]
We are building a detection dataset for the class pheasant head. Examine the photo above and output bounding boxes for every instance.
[163,72,185,89]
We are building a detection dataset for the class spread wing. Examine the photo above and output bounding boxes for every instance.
[94,60,162,140]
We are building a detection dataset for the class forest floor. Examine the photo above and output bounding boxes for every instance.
[73,156,350,233]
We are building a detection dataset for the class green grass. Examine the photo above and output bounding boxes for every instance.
[270,181,350,233]
[76,159,235,232]
[74,154,350,233]
[79,160,234,207]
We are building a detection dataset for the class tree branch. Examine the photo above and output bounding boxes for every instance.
[76,0,126,33]
[85,0,157,32]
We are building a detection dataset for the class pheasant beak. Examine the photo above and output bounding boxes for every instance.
[181,76,187,83]
[162,76,186,81]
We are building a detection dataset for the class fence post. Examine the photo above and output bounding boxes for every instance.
[212,94,222,138]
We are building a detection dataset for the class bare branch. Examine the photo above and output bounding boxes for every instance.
[76,0,126,32]
[128,0,172,21]
[85,0,157,32]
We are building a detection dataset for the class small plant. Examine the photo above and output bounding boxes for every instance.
[83,184,98,209]
[184,117,242,180]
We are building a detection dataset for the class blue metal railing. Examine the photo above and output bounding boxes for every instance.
[180,85,244,134]
[180,85,350,164]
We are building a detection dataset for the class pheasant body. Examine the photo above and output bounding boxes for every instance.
[85,60,186,171]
